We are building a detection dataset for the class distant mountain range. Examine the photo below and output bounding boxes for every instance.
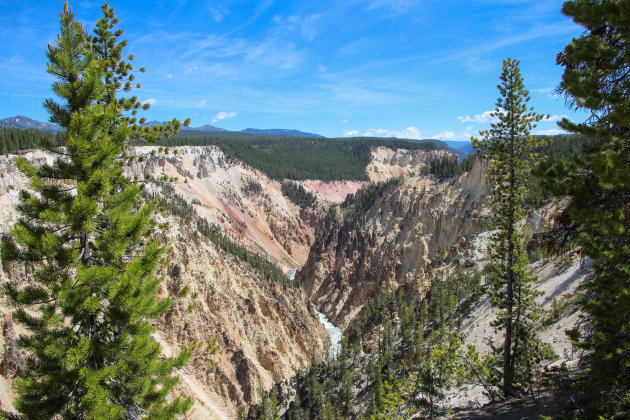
[0,116,62,133]
[143,120,322,137]
[143,121,228,133]
[0,116,473,146]
[240,128,324,138]
[1,116,325,138]
[443,140,475,156]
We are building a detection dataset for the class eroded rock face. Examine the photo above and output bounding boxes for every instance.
[0,144,467,417]
[367,146,456,182]
[301,180,367,203]
[127,146,318,271]
[0,150,328,419]
[154,217,328,418]
[298,159,490,330]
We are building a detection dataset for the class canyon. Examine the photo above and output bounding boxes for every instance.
[0,143,585,418]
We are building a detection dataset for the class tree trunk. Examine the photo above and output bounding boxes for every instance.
[503,113,516,398]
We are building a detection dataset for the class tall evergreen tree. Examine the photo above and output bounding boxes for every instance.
[1,2,192,418]
[472,58,552,398]
[541,1,630,416]
[413,325,463,420]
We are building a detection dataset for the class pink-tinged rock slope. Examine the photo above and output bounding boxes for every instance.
[126,146,316,271]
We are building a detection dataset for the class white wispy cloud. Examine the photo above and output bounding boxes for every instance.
[543,114,568,122]
[438,130,474,141]
[534,128,569,136]
[177,34,306,70]
[341,118,349,123]
[365,0,417,14]
[459,111,567,125]
[336,38,368,56]
[209,6,228,22]
[141,98,157,106]
[212,111,238,123]
[197,99,207,108]
[319,82,405,104]
[362,127,422,139]
[458,110,500,124]
[427,22,578,74]
[274,13,323,41]
[166,73,173,79]
[344,127,467,140]
[435,131,456,140]
[343,127,476,140]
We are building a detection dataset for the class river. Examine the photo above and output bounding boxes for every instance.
[311,304,343,359]
[287,269,343,359]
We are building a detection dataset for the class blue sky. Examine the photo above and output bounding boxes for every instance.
[0,0,585,139]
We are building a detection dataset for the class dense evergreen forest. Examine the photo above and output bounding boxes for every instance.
[3,127,591,188]
[526,134,594,207]
[281,181,318,209]
[426,153,476,178]
[340,177,403,223]
[152,134,448,181]
[0,128,63,154]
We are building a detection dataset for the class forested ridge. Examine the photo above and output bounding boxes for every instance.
[150,135,447,181]
[281,181,318,209]
[0,128,63,154]
[3,126,591,185]
[2,127,447,180]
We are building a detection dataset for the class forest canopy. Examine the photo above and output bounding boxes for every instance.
[3,127,592,186]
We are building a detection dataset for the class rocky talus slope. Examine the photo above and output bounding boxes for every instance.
[298,158,489,330]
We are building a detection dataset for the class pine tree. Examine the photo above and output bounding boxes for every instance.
[368,354,385,414]
[413,325,462,420]
[541,1,630,416]
[472,58,552,398]
[1,2,192,418]
[340,368,354,415]
[373,375,412,420]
